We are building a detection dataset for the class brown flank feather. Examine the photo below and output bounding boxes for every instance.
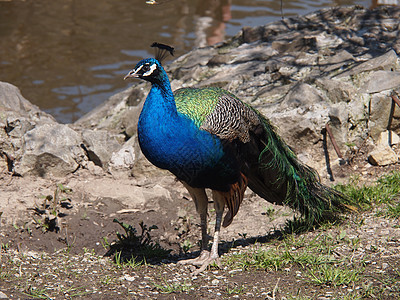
[218,173,248,227]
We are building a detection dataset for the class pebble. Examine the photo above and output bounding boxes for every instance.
[228,269,242,274]
[123,274,136,282]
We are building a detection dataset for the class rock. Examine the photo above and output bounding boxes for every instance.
[241,26,265,43]
[2,114,35,154]
[207,54,234,66]
[369,92,394,141]
[211,279,220,285]
[320,50,355,72]
[123,274,136,282]
[108,136,138,178]
[120,104,143,138]
[266,103,329,155]
[327,102,350,153]
[337,50,399,78]
[315,31,343,49]
[377,130,400,146]
[0,82,57,174]
[0,82,54,122]
[4,115,35,139]
[272,36,317,53]
[368,145,398,166]
[86,161,104,176]
[81,129,123,169]
[14,124,86,177]
[361,71,400,94]
[281,82,324,109]
[229,44,278,64]
[315,77,357,103]
[0,291,8,299]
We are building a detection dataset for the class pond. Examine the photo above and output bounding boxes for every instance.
[0,0,372,123]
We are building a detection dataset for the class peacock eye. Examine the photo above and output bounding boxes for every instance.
[142,64,150,72]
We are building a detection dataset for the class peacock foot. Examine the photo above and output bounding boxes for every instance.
[177,250,221,275]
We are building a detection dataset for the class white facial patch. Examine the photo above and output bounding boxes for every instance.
[143,63,157,77]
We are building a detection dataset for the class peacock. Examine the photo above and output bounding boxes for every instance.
[124,43,351,274]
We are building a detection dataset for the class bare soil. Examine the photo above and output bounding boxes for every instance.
[0,149,399,299]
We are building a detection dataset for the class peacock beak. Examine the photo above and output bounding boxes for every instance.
[124,69,139,80]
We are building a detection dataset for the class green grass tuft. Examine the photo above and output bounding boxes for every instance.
[335,171,400,218]
[306,263,363,287]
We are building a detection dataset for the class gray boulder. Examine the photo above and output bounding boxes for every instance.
[0,82,58,174]
[0,82,55,121]
[14,124,86,177]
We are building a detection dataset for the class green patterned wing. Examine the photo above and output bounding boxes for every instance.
[174,87,222,128]
[174,87,261,142]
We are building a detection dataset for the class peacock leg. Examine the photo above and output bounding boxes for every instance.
[182,190,224,275]
[177,185,226,274]
[191,197,224,275]
[177,184,211,266]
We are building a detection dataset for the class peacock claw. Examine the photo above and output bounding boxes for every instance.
[177,250,210,266]
[191,256,221,275]
[178,250,221,275]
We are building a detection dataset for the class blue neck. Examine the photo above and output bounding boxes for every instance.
[146,79,176,116]
[138,73,191,169]
[139,67,180,121]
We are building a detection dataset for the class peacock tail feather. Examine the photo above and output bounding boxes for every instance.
[253,108,350,227]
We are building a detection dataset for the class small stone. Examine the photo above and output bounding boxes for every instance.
[0,291,8,299]
[211,279,219,285]
[368,145,398,166]
[87,161,103,176]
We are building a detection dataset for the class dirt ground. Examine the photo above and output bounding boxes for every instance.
[0,148,399,299]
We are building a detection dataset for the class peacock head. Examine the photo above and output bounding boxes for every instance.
[124,58,165,84]
[124,43,174,85]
